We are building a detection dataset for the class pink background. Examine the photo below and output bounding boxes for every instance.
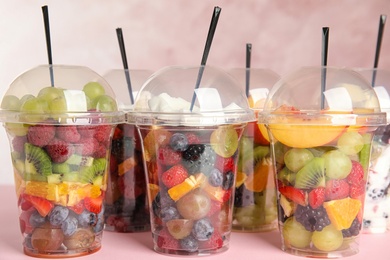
[0,0,389,184]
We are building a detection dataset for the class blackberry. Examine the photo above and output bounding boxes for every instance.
[234,185,254,208]
[342,218,361,237]
[294,205,331,232]
[182,145,216,175]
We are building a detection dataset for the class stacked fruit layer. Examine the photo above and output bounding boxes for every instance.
[141,125,243,255]
[275,131,371,253]
[10,122,113,254]
[233,122,277,231]
[104,123,150,232]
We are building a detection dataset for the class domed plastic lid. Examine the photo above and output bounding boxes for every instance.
[260,66,386,126]
[103,69,153,110]
[228,68,280,109]
[0,65,123,125]
[130,65,255,126]
[354,68,390,123]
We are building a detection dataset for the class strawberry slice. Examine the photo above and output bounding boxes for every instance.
[84,196,103,214]
[23,194,54,217]
[69,200,85,214]
[278,186,307,206]
[308,187,325,209]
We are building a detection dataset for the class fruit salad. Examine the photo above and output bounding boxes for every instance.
[233,121,277,231]
[272,127,371,256]
[104,123,150,232]
[138,125,245,255]
[363,124,390,233]
[0,66,121,258]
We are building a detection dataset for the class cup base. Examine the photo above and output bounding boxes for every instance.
[153,244,229,256]
[104,224,151,233]
[232,223,277,233]
[23,245,101,259]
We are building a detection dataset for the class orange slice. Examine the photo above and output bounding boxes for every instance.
[244,158,272,192]
[148,183,160,202]
[323,197,361,230]
[235,171,247,187]
[168,173,206,201]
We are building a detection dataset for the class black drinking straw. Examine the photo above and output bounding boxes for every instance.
[372,14,387,87]
[41,5,54,87]
[245,43,252,98]
[116,28,134,104]
[321,27,329,110]
[189,6,221,111]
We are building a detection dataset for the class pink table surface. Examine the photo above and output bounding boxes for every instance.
[0,184,388,260]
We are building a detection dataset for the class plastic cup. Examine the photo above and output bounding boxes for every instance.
[130,65,255,256]
[227,68,280,232]
[259,66,386,258]
[0,65,123,258]
[354,68,390,234]
[102,69,153,232]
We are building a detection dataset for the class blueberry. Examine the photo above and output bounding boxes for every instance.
[180,235,198,252]
[170,133,189,152]
[209,168,223,187]
[61,215,78,236]
[29,210,46,227]
[192,218,214,241]
[78,210,98,227]
[49,206,69,226]
[160,206,180,222]
[222,171,234,190]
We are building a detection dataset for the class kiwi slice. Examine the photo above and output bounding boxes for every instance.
[52,162,71,174]
[24,143,52,176]
[47,174,62,184]
[277,166,296,185]
[62,172,79,182]
[294,157,325,189]
[239,146,269,173]
[65,154,94,167]
[79,158,107,184]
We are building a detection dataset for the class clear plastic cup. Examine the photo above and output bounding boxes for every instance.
[102,69,153,232]
[0,65,124,258]
[228,68,280,232]
[354,68,390,234]
[129,65,255,256]
[259,66,386,258]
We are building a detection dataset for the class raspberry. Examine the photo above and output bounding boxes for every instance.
[94,125,112,145]
[77,125,96,138]
[214,155,235,173]
[45,138,74,163]
[185,133,200,144]
[94,143,107,158]
[156,228,180,250]
[56,126,81,143]
[161,165,189,188]
[325,179,350,201]
[78,138,99,156]
[198,230,223,250]
[157,146,182,166]
[12,135,27,154]
[347,161,364,185]
[207,200,222,217]
[27,125,55,147]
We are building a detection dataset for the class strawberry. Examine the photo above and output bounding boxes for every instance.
[157,146,182,166]
[347,161,364,185]
[350,180,366,199]
[308,187,325,209]
[157,228,180,250]
[325,179,350,201]
[215,155,235,173]
[161,165,189,188]
[23,194,54,217]
[278,186,307,206]
[84,196,103,214]
[69,200,85,214]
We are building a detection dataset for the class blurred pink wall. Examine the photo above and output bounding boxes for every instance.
[0,0,389,184]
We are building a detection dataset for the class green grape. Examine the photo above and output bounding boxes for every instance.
[49,96,68,113]
[322,150,352,179]
[312,224,343,252]
[337,132,364,155]
[91,94,117,112]
[284,148,314,172]
[83,82,105,101]
[20,97,49,122]
[282,217,312,248]
[1,95,21,110]
[38,87,64,103]
[4,123,28,136]
[19,94,35,108]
